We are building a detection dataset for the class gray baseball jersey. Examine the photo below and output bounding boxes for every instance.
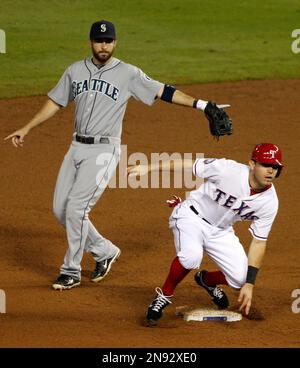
[48,57,164,138]
[50,56,164,280]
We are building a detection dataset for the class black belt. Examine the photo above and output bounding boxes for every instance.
[190,206,212,225]
[75,135,110,144]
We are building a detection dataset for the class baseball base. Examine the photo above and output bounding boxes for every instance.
[184,308,242,322]
[175,306,242,322]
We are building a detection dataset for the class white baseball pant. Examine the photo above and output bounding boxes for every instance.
[169,202,247,289]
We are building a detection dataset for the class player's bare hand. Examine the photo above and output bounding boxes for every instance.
[238,283,254,316]
[4,127,29,148]
[126,165,149,177]
[166,195,182,207]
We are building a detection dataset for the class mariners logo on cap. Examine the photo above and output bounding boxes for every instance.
[90,20,116,40]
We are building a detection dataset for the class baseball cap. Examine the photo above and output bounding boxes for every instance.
[251,143,283,167]
[251,143,283,177]
[90,20,116,41]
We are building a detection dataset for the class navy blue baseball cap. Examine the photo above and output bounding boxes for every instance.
[90,20,116,40]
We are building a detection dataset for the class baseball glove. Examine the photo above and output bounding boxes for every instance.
[204,101,233,139]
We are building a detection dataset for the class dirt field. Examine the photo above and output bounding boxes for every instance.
[0,79,299,347]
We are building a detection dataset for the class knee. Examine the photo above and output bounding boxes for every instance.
[226,268,247,289]
[53,204,65,225]
[66,201,89,221]
[178,253,201,270]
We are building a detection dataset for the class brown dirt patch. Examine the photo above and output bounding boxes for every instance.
[0,79,299,347]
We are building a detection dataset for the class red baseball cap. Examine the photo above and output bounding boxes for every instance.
[251,143,283,167]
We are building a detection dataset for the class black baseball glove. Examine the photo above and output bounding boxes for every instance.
[204,101,233,139]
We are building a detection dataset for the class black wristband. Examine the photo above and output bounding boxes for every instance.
[193,99,198,108]
[246,266,259,285]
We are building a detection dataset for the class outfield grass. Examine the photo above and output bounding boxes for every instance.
[0,0,299,98]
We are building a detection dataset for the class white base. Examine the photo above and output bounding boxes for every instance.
[182,307,242,322]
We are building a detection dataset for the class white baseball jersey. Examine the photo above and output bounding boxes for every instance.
[187,158,279,240]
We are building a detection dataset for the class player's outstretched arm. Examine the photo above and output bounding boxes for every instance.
[156,86,230,110]
[127,158,194,177]
[4,98,61,148]
[238,238,267,315]
[156,85,232,139]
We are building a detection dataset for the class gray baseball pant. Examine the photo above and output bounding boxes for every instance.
[53,139,121,279]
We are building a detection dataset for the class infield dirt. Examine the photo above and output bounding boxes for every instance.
[0,79,299,347]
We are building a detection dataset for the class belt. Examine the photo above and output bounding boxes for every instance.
[190,205,212,225]
[75,134,110,144]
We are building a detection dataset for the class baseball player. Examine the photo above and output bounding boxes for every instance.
[127,143,283,325]
[4,20,231,290]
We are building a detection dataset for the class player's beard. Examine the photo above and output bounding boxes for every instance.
[92,46,115,64]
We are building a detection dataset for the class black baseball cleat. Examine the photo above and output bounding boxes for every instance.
[146,287,172,326]
[91,249,121,282]
[52,274,80,290]
[194,270,229,309]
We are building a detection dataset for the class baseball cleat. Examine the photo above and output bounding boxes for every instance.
[52,274,80,290]
[146,287,172,326]
[91,249,121,283]
[195,270,229,309]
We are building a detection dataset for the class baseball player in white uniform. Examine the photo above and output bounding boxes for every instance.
[4,20,231,290]
[127,143,283,325]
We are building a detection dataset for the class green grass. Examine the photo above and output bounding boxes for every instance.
[0,0,300,98]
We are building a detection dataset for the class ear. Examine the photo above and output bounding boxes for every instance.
[249,160,256,170]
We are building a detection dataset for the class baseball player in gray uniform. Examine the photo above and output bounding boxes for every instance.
[5,20,231,290]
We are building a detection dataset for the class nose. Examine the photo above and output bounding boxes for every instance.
[99,42,108,49]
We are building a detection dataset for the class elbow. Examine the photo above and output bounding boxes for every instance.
[158,84,176,103]
[252,239,267,247]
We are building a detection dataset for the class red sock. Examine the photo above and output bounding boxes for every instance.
[161,256,190,296]
[203,270,228,286]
